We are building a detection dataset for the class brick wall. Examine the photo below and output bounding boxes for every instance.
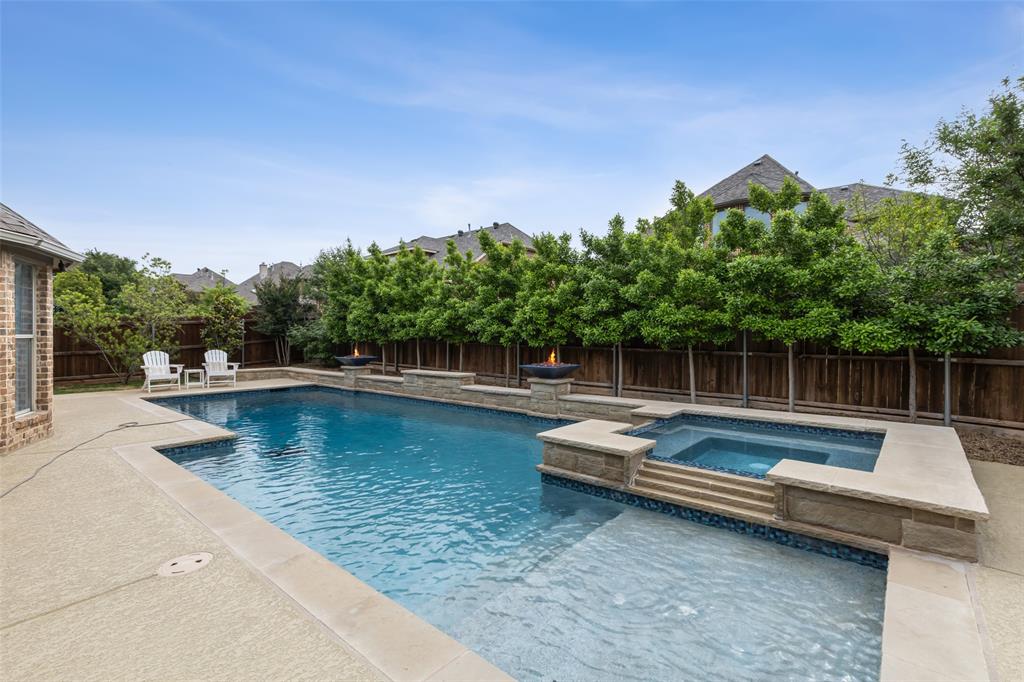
[0,245,55,453]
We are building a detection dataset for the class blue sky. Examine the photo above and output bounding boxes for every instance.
[2,1,1021,280]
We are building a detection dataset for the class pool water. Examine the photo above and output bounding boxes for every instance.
[157,387,884,681]
[636,415,883,477]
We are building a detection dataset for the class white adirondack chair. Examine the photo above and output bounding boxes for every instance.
[203,349,239,387]
[141,351,183,393]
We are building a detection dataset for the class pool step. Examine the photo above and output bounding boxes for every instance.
[631,460,776,515]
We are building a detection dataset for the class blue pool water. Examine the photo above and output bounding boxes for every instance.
[157,387,885,681]
[635,415,883,478]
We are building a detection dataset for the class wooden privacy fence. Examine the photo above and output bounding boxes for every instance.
[57,310,1023,429]
[54,317,301,383]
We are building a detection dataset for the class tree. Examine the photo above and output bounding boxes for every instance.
[841,222,1022,422]
[194,284,249,356]
[385,246,440,368]
[54,255,189,383]
[310,241,367,357]
[889,76,1024,261]
[347,245,395,372]
[78,249,140,303]
[721,178,877,411]
[650,180,716,245]
[426,241,478,370]
[634,236,731,403]
[576,214,647,396]
[469,231,527,385]
[252,276,311,366]
[513,232,580,354]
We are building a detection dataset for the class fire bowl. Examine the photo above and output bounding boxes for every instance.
[335,355,378,367]
[519,363,580,380]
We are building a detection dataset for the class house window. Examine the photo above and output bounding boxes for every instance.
[14,261,35,414]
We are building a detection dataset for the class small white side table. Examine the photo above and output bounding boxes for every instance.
[184,368,206,389]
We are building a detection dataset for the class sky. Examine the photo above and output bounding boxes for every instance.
[2,1,1022,280]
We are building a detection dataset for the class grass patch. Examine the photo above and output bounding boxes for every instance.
[55,380,144,395]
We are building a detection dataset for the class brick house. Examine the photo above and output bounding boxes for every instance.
[1,203,82,453]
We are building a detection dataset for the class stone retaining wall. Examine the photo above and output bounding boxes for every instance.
[780,485,978,561]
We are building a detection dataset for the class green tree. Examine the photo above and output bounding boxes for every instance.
[722,178,877,411]
[55,255,189,383]
[426,241,478,370]
[252,276,311,366]
[386,245,440,368]
[469,230,528,385]
[634,236,731,403]
[311,241,367,356]
[513,232,580,354]
[890,76,1024,261]
[194,284,249,356]
[347,245,395,371]
[576,214,647,396]
[650,180,716,246]
[78,249,141,303]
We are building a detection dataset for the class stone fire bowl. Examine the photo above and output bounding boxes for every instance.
[335,355,378,367]
[519,363,580,380]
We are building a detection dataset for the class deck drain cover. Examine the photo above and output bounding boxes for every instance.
[158,552,213,577]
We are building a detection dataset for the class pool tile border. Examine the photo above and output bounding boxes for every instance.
[630,413,886,442]
[151,383,571,428]
[541,472,889,570]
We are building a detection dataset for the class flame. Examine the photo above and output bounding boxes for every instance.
[353,348,360,357]
[548,349,556,364]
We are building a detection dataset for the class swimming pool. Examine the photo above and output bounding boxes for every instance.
[634,414,883,478]
[156,387,884,681]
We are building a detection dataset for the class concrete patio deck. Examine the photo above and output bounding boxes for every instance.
[1,381,1020,680]
[0,381,505,681]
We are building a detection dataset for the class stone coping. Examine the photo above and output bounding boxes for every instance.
[880,549,991,681]
[400,369,475,379]
[537,419,655,457]
[358,375,404,384]
[559,393,648,407]
[460,384,531,397]
[117,385,511,682]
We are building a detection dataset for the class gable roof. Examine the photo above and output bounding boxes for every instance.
[698,154,816,209]
[817,182,914,216]
[235,261,310,303]
[172,267,236,293]
[0,202,83,263]
[383,222,535,264]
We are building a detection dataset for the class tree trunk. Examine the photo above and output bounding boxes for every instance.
[741,330,749,408]
[459,343,464,371]
[943,352,952,427]
[381,343,387,375]
[394,342,398,374]
[446,341,450,371]
[516,343,521,387]
[616,342,624,397]
[908,346,917,423]
[787,343,795,412]
[505,346,510,388]
[687,344,696,404]
[416,338,421,369]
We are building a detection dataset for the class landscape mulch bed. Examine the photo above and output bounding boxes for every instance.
[958,428,1024,467]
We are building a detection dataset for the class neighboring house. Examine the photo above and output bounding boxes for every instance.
[699,154,912,233]
[382,222,536,264]
[172,267,235,294]
[235,261,310,304]
[1,203,83,453]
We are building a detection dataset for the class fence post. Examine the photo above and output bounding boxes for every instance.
[944,352,952,427]
[741,330,749,408]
